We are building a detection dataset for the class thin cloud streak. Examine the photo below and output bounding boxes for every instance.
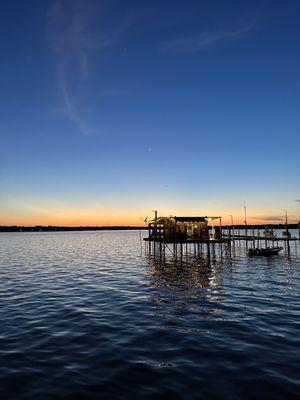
[162,18,258,53]
[60,81,94,136]
[251,215,284,222]
[47,0,99,135]
[47,0,131,136]
[251,214,298,222]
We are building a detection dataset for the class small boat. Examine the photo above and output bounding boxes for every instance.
[248,247,283,256]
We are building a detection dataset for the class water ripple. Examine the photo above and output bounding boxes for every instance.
[0,231,300,399]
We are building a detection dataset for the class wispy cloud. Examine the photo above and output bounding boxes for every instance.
[251,215,286,222]
[47,0,131,135]
[295,199,300,203]
[60,80,94,136]
[252,214,299,222]
[162,18,258,53]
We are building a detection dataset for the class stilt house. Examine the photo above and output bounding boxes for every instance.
[148,216,210,242]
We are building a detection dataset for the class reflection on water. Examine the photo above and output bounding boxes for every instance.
[147,255,227,333]
[0,231,300,400]
[148,253,230,296]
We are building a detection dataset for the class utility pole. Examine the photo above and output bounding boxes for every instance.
[283,209,289,237]
[229,214,234,240]
[244,201,248,239]
[152,210,158,241]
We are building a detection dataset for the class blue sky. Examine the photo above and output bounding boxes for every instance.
[0,0,300,225]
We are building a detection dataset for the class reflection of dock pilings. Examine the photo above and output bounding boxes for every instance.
[148,255,214,290]
[147,254,226,308]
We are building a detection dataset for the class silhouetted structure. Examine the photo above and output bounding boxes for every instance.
[144,215,230,258]
[144,213,300,258]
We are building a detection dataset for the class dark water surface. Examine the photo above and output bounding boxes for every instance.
[0,231,299,399]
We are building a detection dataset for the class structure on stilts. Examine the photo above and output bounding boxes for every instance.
[143,212,300,259]
[144,214,231,259]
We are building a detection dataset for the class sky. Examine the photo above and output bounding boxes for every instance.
[0,0,300,226]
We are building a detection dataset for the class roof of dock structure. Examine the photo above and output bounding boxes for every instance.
[149,216,222,224]
[174,217,207,222]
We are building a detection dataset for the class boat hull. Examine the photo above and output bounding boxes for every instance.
[248,247,283,256]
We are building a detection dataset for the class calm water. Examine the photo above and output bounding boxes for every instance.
[0,231,300,399]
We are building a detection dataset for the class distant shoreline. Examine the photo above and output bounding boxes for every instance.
[0,226,148,232]
[0,223,299,233]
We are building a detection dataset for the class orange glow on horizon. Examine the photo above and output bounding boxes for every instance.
[1,212,299,227]
[0,214,145,227]
[1,199,299,227]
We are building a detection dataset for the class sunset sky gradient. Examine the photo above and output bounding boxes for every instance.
[0,0,300,226]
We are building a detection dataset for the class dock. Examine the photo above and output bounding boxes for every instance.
[144,215,232,258]
[143,213,300,258]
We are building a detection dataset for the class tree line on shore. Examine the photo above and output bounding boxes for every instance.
[0,223,299,232]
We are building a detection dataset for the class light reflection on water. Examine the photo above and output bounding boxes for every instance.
[0,231,300,399]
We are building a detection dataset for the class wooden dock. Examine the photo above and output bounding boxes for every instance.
[222,234,299,242]
[143,213,300,259]
[144,237,232,259]
[144,238,231,244]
